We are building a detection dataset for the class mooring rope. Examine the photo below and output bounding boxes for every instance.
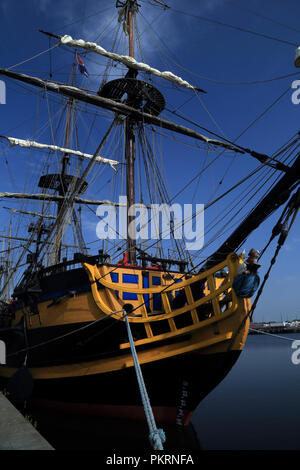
[123,309,166,450]
[250,327,296,342]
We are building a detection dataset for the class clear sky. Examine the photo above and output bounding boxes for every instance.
[0,0,299,322]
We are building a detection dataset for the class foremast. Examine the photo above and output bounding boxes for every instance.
[36,59,87,266]
[55,90,73,264]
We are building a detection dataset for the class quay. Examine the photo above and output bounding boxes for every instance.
[249,321,300,335]
[0,392,54,450]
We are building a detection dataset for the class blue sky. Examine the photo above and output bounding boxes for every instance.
[0,0,299,321]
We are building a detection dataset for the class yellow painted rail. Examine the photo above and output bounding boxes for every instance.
[83,253,243,345]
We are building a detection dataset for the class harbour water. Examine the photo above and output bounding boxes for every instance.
[192,332,300,450]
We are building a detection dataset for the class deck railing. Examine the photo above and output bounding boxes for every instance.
[84,253,242,345]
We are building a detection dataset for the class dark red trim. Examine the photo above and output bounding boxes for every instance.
[32,399,193,426]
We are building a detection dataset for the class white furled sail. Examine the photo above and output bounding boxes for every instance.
[0,192,124,206]
[60,35,197,91]
[2,136,120,170]
[4,207,56,219]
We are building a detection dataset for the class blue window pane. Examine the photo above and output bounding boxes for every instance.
[110,273,119,297]
[174,278,182,296]
[143,275,150,312]
[152,276,162,310]
[152,276,161,286]
[123,292,138,300]
[123,274,138,284]
[111,273,119,282]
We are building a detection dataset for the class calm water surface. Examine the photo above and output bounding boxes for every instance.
[191,332,300,450]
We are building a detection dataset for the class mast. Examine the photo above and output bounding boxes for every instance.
[1,221,12,301]
[124,0,138,264]
[0,236,5,297]
[128,3,135,58]
[6,221,12,300]
[54,60,76,263]
[55,92,73,263]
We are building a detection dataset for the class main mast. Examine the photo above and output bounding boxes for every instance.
[55,94,73,264]
[124,0,137,265]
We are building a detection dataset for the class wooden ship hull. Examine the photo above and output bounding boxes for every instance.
[0,253,250,427]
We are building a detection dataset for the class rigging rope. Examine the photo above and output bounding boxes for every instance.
[170,8,298,47]
[196,136,300,258]
[6,184,299,360]
[139,10,300,86]
[2,5,299,300]
[53,6,112,34]
[226,187,300,351]
[7,44,60,71]
[249,328,297,342]
[6,307,124,358]
[223,0,300,35]
[158,82,292,226]
[249,190,300,321]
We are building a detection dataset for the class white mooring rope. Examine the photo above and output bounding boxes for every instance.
[124,310,166,450]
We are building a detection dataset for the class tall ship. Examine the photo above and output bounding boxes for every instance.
[0,0,299,448]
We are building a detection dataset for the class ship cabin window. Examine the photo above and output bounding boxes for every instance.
[122,273,138,300]
[110,272,119,298]
[122,274,138,284]
[152,276,161,311]
[174,278,182,297]
[110,269,184,314]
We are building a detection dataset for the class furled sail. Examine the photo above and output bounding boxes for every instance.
[4,207,56,219]
[60,35,199,91]
[0,192,124,206]
[1,136,120,170]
